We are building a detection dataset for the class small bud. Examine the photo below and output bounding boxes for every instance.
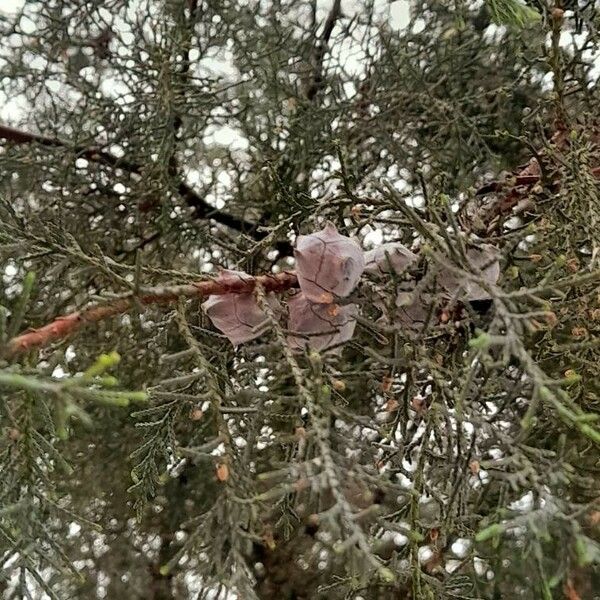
[469,330,492,350]
[563,370,581,385]
[293,478,310,492]
[331,379,346,391]
[7,428,21,441]
[307,513,320,529]
[469,460,480,475]
[377,567,395,583]
[587,511,600,526]
[350,204,364,220]
[326,303,339,317]
[411,396,427,414]
[216,462,230,482]
[566,258,579,273]
[189,408,203,421]
[385,398,399,412]
[262,527,276,550]
[506,266,519,279]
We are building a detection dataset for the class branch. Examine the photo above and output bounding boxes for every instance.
[0,123,140,172]
[305,0,342,101]
[0,123,258,235]
[4,272,298,358]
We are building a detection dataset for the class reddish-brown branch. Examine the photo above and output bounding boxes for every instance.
[4,272,299,358]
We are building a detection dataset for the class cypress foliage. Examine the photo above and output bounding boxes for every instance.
[1,1,599,598]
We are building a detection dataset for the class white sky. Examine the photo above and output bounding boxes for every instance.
[0,0,25,16]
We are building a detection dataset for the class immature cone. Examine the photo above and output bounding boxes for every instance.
[395,287,432,329]
[437,245,500,301]
[202,269,280,346]
[374,281,432,334]
[287,292,357,352]
[294,222,365,303]
[364,242,417,276]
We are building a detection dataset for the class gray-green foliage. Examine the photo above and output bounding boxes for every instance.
[486,0,540,27]
[1,0,599,598]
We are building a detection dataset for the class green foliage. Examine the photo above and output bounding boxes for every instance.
[485,0,541,28]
